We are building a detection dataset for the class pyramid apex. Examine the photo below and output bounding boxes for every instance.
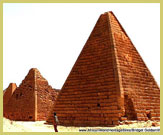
[28,68,42,75]
[29,68,39,72]
[22,68,41,83]
[8,83,17,91]
[9,83,17,86]
[27,68,47,82]
[102,11,114,15]
[108,11,114,14]
[6,83,17,91]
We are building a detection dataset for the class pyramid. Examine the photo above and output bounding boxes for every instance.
[3,83,17,106]
[47,12,160,126]
[3,68,59,121]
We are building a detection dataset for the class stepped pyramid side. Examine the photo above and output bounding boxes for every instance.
[3,68,59,121]
[108,12,160,121]
[47,12,160,126]
[47,12,121,126]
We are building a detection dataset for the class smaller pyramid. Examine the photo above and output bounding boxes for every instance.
[3,68,59,121]
[3,83,17,106]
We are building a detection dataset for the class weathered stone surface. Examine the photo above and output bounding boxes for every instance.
[3,68,59,121]
[47,11,160,126]
[3,83,17,106]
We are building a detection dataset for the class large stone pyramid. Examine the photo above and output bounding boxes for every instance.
[4,68,59,121]
[47,11,160,126]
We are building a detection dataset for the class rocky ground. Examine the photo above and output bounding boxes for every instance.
[3,117,160,132]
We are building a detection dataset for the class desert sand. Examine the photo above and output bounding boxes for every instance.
[3,117,160,132]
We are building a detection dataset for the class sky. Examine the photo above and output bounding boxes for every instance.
[3,3,160,90]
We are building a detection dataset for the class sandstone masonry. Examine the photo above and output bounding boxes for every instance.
[47,11,160,126]
[3,68,59,121]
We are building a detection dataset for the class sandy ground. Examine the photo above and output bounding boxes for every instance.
[3,117,160,132]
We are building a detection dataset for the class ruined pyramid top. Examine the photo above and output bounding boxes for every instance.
[3,83,17,105]
[4,83,17,90]
[29,68,39,72]
[19,68,49,90]
[28,68,42,77]
[24,68,47,81]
